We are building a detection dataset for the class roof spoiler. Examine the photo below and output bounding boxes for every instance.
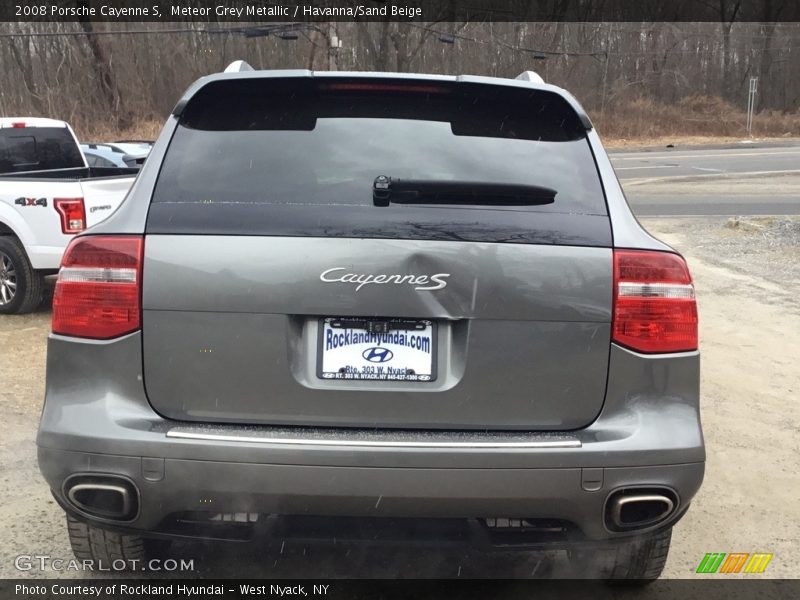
[171,69,592,130]
[515,70,545,84]
[224,60,254,73]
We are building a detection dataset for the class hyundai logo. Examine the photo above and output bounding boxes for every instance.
[363,347,393,363]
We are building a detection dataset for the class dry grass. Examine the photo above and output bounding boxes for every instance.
[72,119,164,143]
[594,95,800,143]
[71,95,800,149]
[601,135,800,149]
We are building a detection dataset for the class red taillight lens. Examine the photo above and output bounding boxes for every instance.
[612,250,698,353]
[52,236,143,340]
[54,198,86,234]
[11,122,26,128]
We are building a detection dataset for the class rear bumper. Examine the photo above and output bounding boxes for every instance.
[40,445,701,543]
[37,333,705,543]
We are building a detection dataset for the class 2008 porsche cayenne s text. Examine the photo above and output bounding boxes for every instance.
[37,66,703,581]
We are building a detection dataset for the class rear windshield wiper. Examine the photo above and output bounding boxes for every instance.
[372,175,556,207]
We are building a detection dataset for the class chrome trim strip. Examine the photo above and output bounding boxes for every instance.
[166,430,581,449]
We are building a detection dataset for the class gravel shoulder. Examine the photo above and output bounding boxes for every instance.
[0,218,797,579]
[639,217,800,578]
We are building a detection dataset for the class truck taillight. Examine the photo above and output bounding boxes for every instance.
[612,250,698,353]
[54,198,86,234]
[52,236,143,340]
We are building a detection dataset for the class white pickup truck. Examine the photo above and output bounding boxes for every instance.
[0,118,137,313]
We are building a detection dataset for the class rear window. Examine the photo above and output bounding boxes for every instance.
[0,127,84,174]
[148,79,610,246]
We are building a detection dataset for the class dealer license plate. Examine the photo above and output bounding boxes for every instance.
[318,317,437,382]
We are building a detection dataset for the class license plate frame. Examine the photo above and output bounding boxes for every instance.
[317,317,438,382]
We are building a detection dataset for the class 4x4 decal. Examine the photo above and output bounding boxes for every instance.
[14,197,47,207]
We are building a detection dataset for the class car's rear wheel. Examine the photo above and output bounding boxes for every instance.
[570,527,672,584]
[0,236,43,314]
[66,515,170,569]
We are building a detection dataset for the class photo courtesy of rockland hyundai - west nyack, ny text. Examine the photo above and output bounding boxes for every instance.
[0,1,798,599]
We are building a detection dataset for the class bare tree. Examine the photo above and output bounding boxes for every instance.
[1,20,798,139]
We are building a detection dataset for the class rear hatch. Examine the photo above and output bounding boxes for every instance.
[142,76,612,430]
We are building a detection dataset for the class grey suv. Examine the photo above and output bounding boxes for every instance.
[37,68,703,581]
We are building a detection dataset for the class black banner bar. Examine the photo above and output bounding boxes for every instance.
[2,0,800,23]
[3,580,800,600]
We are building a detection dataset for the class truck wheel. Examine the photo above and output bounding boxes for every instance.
[570,527,672,584]
[0,236,43,314]
[66,515,169,569]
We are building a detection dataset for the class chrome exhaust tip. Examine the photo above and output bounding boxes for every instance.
[606,489,676,531]
[64,474,138,521]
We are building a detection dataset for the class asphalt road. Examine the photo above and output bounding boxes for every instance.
[611,143,800,216]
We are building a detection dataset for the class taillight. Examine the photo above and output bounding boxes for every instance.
[54,198,86,234]
[52,236,143,340]
[612,250,698,353]
[11,122,26,128]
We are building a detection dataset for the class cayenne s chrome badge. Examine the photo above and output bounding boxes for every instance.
[319,267,450,291]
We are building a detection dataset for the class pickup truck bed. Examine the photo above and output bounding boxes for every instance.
[1,167,137,271]
[1,119,138,313]
[0,166,138,181]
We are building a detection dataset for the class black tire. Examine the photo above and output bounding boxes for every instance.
[0,235,43,314]
[66,515,169,570]
[570,527,672,584]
